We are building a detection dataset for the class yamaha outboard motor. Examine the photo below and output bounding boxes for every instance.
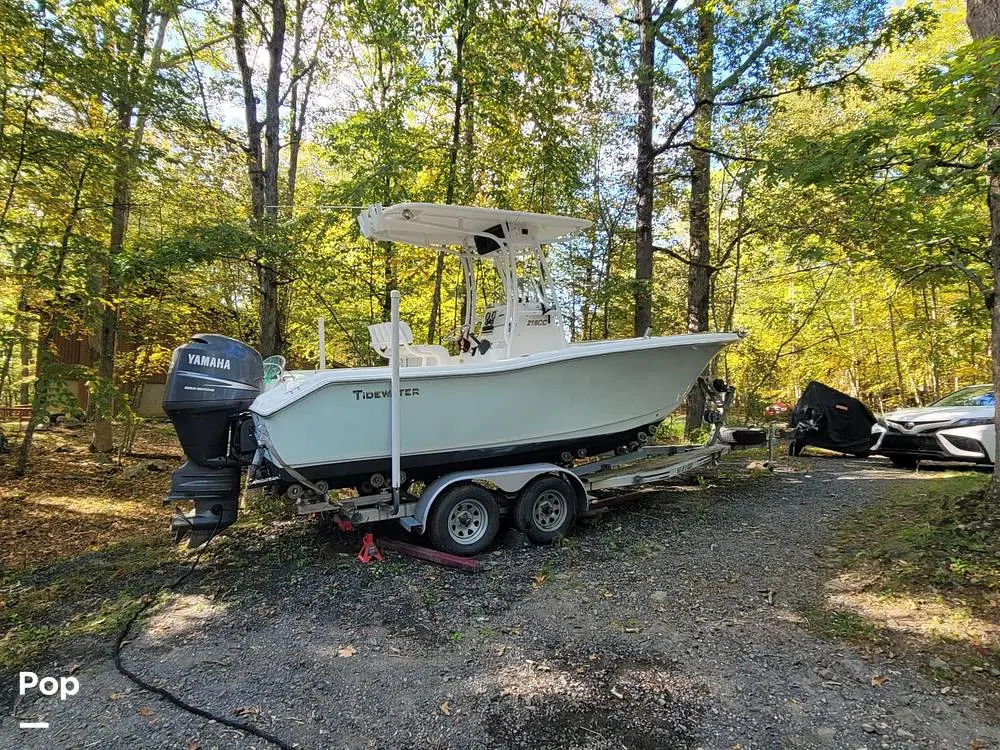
[162,334,263,545]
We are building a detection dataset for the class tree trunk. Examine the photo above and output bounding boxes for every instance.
[0,339,12,403]
[633,0,655,337]
[233,0,287,358]
[262,0,287,358]
[888,301,905,403]
[684,0,715,436]
[92,9,168,453]
[18,332,30,404]
[429,0,473,345]
[966,0,1000,491]
[16,161,89,474]
[92,97,132,454]
[286,0,306,208]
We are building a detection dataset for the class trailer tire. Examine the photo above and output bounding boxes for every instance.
[428,484,499,556]
[514,476,578,545]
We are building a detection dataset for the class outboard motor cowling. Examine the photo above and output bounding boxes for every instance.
[163,334,263,544]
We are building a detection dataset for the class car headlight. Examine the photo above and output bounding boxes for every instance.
[951,417,994,427]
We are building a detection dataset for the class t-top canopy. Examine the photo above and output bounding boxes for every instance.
[357,202,592,250]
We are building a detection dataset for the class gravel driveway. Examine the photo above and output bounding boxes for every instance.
[4,455,998,749]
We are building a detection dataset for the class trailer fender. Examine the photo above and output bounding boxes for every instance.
[406,463,587,535]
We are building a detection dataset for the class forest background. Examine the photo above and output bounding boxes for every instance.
[1,0,998,470]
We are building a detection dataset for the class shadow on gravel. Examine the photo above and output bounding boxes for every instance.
[481,643,706,750]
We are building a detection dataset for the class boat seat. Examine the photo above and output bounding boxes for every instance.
[368,321,452,366]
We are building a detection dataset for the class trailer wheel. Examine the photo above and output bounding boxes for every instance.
[428,484,499,556]
[515,476,578,545]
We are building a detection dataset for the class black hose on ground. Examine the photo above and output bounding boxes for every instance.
[113,517,298,750]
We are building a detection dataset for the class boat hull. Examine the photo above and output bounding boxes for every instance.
[251,333,738,487]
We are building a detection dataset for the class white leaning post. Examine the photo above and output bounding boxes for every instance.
[317,317,326,370]
[389,290,401,508]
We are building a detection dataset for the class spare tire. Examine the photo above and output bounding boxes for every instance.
[718,426,767,446]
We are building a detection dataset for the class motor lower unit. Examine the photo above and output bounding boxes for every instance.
[162,334,263,545]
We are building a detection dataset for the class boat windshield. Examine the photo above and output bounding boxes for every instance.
[931,385,995,407]
[262,355,287,390]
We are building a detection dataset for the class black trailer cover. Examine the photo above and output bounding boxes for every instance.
[789,381,876,456]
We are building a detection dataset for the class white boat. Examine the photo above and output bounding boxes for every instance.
[162,203,741,539]
[252,331,737,487]
[252,203,739,489]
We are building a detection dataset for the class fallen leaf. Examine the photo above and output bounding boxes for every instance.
[337,645,357,658]
[233,705,260,717]
[66,663,80,675]
[187,742,201,750]
[109,692,122,701]
[440,701,450,716]
[588,654,598,661]
[970,739,987,750]
[871,674,889,687]
[138,705,154,717]
[492,644,506,657]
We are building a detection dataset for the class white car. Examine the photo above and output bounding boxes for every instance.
[872,384,995,468]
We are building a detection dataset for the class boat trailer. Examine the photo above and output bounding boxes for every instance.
[296,441,729,520]
[293,439,730,558]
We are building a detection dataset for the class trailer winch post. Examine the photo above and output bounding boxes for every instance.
[389,290,401,513]
[317,317,326,370]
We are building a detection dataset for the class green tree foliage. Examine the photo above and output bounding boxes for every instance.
[731,0,996,412]
[0,0,995,475]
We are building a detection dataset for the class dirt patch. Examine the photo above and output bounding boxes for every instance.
[0,421,181,570]
[482,644,706,749]
[0,422,188,671]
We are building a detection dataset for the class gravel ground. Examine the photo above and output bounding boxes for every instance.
[3,454,999,749]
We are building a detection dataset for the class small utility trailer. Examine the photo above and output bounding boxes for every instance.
[290,389,735,557]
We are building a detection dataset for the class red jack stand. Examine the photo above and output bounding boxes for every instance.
[357,532,382,563]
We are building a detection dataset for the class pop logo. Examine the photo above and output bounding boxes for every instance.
[17,671,79,729]
[19,671,78,701]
